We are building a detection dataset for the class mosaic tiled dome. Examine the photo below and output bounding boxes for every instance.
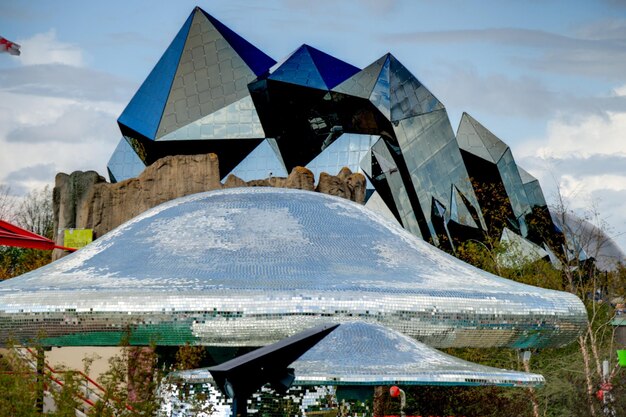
[0,188,586,348]
[176,322,545,387]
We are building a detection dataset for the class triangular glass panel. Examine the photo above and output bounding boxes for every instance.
[542,243,563,270]
[372,149,398,174]
[307,45,360,89]
[107,137,147,183]
[200,8,276,77]
[431,197,447,218]
[306,133,378,183]
[369,55,391,120]
[158,96,265,141]
[268,45,327,90]
[388,54,444,122]
[118,11,193,141]
[225,138,288,181]
[517,166,537,185]
[155,10,261,139]
[518,166,548,208]
[450,186,479,229]
[364,191,401,225]
[332,55,388,98]
[456,113,508,164]
[498,227,549,268]
[266,136,283,161]
[359,148,373,178]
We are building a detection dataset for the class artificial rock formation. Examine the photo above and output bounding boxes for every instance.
[53,153,365,259]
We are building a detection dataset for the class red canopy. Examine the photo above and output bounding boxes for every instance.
[0,220,75,252]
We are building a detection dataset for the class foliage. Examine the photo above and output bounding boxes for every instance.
[0,184,16,222]
[0,185,54,281]
[15,185,54,239]
[49,369,83,417]
[0,347,38,417]
[0,246,52,280]
[174,343,206,371]
[451,223,625,416]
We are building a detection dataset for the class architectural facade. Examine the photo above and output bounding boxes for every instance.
[108,6,562,255]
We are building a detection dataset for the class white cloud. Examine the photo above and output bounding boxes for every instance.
[613,83,626,97]
[0,32,130,196]
[559,174,626,203]
[0,64,135,102]
[0,93,122,196]
[519,111,626,159]
[516,107,626,251]
[16,30,84,67]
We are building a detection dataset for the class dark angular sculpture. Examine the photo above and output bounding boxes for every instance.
[208,323,338,417]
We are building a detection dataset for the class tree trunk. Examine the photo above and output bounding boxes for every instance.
[579,335,597,417]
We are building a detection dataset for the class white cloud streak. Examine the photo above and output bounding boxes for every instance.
[0,31,128,196]
[16,30,84,67]
[516,92,626,250]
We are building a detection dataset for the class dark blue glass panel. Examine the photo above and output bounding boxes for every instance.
[107,137,146,183]
[201,9,276,77]
[307,44,360,89]
[117,11,193,141]
[268,45,327,90]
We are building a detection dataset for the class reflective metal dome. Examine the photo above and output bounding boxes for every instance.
[0,188,586,347]
[175,322,545,387]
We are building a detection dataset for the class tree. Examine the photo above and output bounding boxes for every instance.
[0,184,16,222]
[0,185,54,280]
[15,185,54,239]
[0,345,38,417]
[452,190,626,417]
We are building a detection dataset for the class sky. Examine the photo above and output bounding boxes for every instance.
[1,0,626,251]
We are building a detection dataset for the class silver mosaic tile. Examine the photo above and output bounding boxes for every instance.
[174,321,545,387]
[0,188,587,348]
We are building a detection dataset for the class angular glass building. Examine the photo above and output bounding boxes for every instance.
[108,6,561,259]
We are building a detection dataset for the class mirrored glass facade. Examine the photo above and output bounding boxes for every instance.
[226,138,287,181]
[109,6,562,256]
[306,133,377,188]
[107,137,147,182]
[456,113,562,248]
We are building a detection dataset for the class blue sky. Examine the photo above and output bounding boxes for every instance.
[1,0,626,250]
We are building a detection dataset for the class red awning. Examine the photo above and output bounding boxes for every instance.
[0,220,75,252]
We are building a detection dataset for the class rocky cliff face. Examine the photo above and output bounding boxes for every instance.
[53,153,366,259]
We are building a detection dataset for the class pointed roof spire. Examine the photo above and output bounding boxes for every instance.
[269,44,359,90]
[200,8,276,77]
[305,44,360,89]
[456,112,508,163]
[118,10,194,141]
[386,54,444,122]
